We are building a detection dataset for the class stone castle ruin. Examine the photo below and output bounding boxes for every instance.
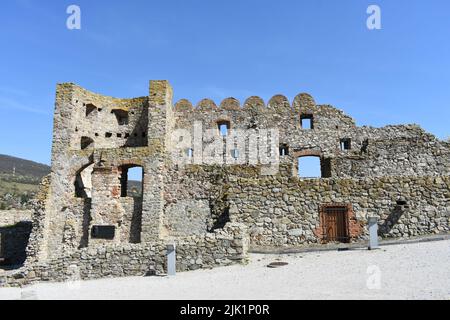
[1,80,449,286]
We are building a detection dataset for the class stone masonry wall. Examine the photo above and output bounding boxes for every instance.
[69,85,149,150]
[228,175,450,247]
[0,210,32,226]
[0,222,248,287]
[173,95,450,179]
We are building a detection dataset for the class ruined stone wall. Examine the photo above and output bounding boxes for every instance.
[162,162,449,246]
[173,93,355,138]
[228,175,450,247]
[38,82,169,261]
[331,126,450,178]
[24,175,51,263]
[162,91,449,242]
[17,80,449,285]
[59,198,91,251]
[163,164,265,237]
[171,94,355,171]
[1,223,248,287]
[0,210,32,226]
[172,95,449,179]
[69,86,149,150]
[120,197,143,244]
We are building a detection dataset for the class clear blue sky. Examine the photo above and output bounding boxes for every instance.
[1,0,449,165]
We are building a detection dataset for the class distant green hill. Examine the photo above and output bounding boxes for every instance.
[0,154,50,182]
[0,155,50,209]
[0,154,142,208]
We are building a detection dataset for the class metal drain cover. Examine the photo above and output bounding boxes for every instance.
[267,262,289,268]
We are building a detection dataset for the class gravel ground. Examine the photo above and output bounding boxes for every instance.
[1,239,449,300]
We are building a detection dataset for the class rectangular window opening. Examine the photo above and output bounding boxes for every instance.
[85,103,97,117]
[91,225,115,240]
[218,121,230,136]
[112,109,129,125]
[279,144,289,156]
[340,138,351,151]
[300,115,314,130]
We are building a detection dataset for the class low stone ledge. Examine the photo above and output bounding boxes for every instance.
[1,222,249,287]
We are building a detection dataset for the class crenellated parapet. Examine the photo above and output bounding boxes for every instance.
[174,99,194,112]
[172,92,356,133]
[243,96,265,111]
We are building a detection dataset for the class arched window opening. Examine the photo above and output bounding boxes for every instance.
[120,165,143,197]
[217,121,230,136]
[74,163,94,198]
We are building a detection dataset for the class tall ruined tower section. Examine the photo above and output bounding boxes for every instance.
[29,81,174,262]
[142,80,174,241]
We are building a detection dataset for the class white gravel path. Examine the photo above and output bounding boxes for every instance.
[1,239,449,300]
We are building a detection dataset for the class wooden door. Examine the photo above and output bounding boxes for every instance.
[324,206,349,243]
